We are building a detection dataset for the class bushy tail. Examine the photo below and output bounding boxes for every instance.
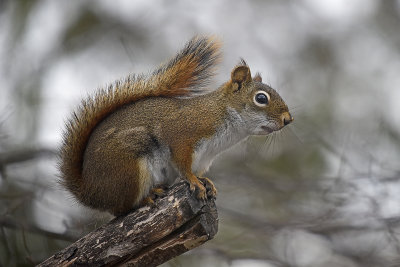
[59,36,221,196]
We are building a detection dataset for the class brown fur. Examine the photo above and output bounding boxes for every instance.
[59,36,221,214]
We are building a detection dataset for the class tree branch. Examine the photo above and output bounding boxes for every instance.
[37,181,218,267]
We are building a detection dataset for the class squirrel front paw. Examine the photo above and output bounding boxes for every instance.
[198,177,217,199]
[186,176,207,200]
[186,175,217,200]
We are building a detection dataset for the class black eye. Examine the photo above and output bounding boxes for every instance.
[253,91,270,107]
[256,93,268,104]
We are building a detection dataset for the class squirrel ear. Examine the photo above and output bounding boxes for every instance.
[253,73,262,82]
[231,65,252,90]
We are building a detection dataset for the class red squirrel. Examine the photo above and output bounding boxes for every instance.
[59,36,293,216]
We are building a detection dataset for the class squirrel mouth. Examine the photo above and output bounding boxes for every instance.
[260,125,275,134]
[260,124,283,134]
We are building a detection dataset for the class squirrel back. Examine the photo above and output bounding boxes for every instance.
[59,36,221,198]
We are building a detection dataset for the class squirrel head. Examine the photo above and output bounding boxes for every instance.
[223,60,293,135]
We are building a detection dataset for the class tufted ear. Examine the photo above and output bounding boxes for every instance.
[231,65,252,91]
[253,73,262,82]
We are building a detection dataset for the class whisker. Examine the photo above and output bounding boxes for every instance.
[288,104,304,111]
[261,134,273,156]
[247,136,258,157]
[286,126,303,144]
[271,132,277,156]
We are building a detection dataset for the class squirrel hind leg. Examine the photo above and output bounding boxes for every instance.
[82,152,153,216]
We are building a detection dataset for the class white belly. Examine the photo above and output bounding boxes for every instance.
[192,109,248,175]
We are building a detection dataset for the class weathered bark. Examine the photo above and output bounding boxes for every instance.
[37,181,218,267]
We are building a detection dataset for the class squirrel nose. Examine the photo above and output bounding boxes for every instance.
[282,112,293,126]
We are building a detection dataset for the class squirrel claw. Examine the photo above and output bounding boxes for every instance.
[195,183,207,201]
[186,178,207,200]
[197,187,207,201]
[189,183,197,193]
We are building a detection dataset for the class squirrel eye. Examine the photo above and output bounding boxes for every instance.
[253,91,270,107]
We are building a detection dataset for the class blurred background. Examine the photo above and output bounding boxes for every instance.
[1,0,400,266]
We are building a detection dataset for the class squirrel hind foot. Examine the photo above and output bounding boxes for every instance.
[139,196,156,207]
[138,186,169,209]
[151,186,167,197]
